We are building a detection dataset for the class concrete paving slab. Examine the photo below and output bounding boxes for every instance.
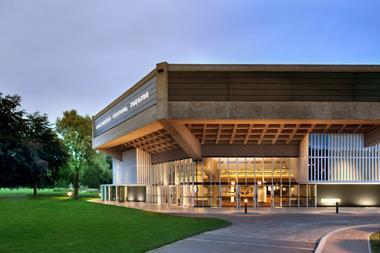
[316,224,380,253]
[90,201,380,253]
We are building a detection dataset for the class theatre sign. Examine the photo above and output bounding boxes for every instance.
[94,77,156,137]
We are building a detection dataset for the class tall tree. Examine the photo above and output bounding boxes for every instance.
[56,110,110,198]
[0,93,68,194]
[22,113,68,196]
[0,93,26,186]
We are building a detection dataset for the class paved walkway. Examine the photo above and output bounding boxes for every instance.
[94,200,380,215]
[317,224,380,253]
[91,201,380,253]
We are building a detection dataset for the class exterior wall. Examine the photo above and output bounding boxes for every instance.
[167,101,380,120]
[94,77,157,137]
[112,148,152,185]
[112,158,122,184]
[317,184,380,207]
[92,69,159,149]
[122,149,137,184]
[93,106,159,148]
[168,71,380,102]
[309,134,380,183]
[112,149,137,185]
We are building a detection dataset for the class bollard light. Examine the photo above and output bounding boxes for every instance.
[244,198,248,214]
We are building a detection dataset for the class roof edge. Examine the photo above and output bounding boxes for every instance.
[93,67,157,120]
[167,63,380,72]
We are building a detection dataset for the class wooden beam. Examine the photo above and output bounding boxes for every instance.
[244,124,253,144]
[286,124,299,144]
[338,124,347,133]
[272,124,284,144]
[201,124,207,144]
[324,124,332,133]
[258,125,268,144]
[230,124,238,144]
[159,120,202,160]
[308,124,316,134]
[364,126,380,147]
[353,124,362,133]
[216,124,222,144]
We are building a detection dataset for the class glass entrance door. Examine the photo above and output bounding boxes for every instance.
[169,185,177,205]
[239,185,256,207]
[197,157,302,208]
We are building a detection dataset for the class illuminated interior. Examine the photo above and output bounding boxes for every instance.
[141,157,316,208]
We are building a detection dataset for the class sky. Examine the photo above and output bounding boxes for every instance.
[1,0,379,123]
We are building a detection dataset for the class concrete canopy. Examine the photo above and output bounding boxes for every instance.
[92,63,380,162]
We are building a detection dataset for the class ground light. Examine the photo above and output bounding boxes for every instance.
[67,192,73,197]
[321,198,341,206]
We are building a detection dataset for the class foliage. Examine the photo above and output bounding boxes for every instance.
[0,187,99,198]
[82,154,112,188]
[0,94,26,185]
[0,94,68,194]
[370,232,380,253]
[0,196,230,253]
[56,110,111,198]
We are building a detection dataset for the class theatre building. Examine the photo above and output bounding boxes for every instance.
[94,63,380,208]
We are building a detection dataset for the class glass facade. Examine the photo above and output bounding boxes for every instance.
[144,157,316,208]
[100,133,380,208]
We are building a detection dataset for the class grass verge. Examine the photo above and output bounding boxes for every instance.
[0,192,230,253]
[370,232,380,253]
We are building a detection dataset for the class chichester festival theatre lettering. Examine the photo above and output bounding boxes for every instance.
[95,91,150,130]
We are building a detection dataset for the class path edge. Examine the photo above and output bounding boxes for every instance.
[314,224,380,253]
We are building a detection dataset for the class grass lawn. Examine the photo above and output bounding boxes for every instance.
[0,190,230,253]
[370,232,380,253]
[0,188,98,197]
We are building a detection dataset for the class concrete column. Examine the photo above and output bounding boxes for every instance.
[108,185,111,201]
[315,185,318,208]
[155,62,168,120]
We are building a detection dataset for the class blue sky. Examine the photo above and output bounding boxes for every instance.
[1,0,379,122]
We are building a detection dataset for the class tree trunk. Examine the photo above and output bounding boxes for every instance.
[33,184,37,197]
[73,186,79,199]
[73,171,80,199]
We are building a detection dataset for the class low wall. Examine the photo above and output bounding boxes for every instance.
[317,184,380,207]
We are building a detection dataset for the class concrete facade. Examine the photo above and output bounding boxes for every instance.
[94,63,380,208]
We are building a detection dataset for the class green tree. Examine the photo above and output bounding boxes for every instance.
[82,154,112,188]
[22,113,68,195]
[0,94,26,186]
[56,110,111,198]
[0,93,68,195]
